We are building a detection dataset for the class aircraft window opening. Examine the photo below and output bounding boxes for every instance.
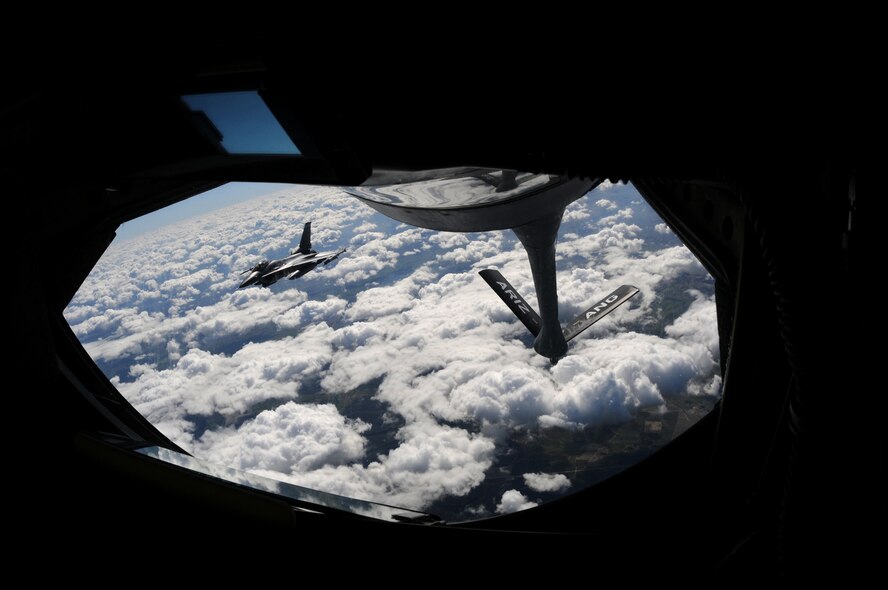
[65,179,722,522]
[181,91,301,156]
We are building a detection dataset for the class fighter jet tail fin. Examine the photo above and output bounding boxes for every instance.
[561,285,639,342]
[479,269,542,337]
[297,222,313,254]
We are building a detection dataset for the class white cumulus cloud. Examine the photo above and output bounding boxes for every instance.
[523,472,571,493]
[496,489,539,513]
[197,402,370,473]
[246,421,495,510]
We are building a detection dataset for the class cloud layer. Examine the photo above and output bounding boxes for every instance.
[496,490,539,514]
[524,472,572,493]
[66,182,721,518]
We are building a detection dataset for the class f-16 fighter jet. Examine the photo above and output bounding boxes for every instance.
[238,222,345,289]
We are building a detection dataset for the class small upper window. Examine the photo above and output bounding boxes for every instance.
[181,91,301,155]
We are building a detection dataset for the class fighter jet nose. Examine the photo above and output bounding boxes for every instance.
[533,327,568,363]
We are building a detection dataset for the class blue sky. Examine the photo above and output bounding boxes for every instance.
[115,182,296,241]
[181,91,301,156]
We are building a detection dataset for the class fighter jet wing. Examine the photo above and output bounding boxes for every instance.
[322,248,346,264]
[262,260,307,278]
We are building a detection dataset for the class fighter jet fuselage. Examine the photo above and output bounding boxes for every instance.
[238,222,345,289]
